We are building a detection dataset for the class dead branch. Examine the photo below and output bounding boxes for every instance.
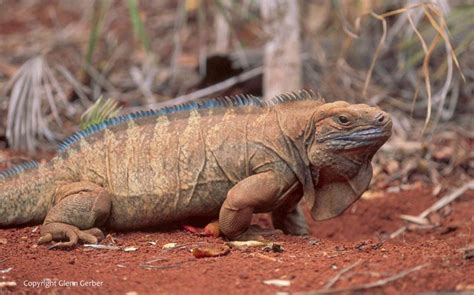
[391,181,474,239]
[170,0,187,84]
[129,66,263,112]
[323,259,362,289]
[297,263,427,295]
[56,64,91,107]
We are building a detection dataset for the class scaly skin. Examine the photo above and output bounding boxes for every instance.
[0,91,392,248]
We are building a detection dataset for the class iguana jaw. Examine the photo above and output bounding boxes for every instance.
[319,123,392,151]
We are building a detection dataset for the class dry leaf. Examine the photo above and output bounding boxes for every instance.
[123,246,138,252]
[361,190,384,200]
[192,245,230,258]
[83,244,120,250]
[263,279,291,287]
[0,268,13,274]
[226,240,271,249]
[456,283,474,291]
[0,281,16,289]
[459,245,474,260]
[386,160,400,174]
[162,243,178,250]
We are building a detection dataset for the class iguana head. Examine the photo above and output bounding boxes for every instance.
[304,101,392,220]
[306,101,392,167]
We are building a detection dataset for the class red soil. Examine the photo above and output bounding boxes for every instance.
[1,186,473,294]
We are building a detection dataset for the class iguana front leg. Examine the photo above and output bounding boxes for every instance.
[272,205,309,236]
[219,171,291,240]
[38,181,111,248]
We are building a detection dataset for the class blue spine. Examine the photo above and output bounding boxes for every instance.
[0,160,39,181]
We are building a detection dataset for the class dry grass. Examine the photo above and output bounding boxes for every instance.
[346,2,464,134]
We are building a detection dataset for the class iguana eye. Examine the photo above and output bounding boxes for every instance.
[337,115,350,125]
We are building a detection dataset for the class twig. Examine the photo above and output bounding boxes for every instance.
[83,244,120,250]
[170,0,187,84]
[391,181,474,239]
[129,66,263,112]
[399,214,429,225]
[362,12,387,97]
[130,65,157,104]
[75,55,118,94]
[142,257,169,264]
[197,1,207,77]
[140,258,194,270]
[297,263,427,295]
[56,64,91,107]
[324,260,362,289]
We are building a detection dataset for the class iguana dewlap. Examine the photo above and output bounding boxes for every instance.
[0,90,391,247]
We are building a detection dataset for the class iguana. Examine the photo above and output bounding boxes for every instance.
[0,90,392,248]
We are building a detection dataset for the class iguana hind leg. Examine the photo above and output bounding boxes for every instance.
[38,181,111,248]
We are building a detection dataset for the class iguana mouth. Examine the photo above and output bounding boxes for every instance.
[321,125,391,150]
[335,127,390,141]
[318,123,390,141]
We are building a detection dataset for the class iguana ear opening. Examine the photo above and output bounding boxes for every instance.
[309,162,373,221]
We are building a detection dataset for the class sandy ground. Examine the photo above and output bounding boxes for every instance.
[1,186,473,294]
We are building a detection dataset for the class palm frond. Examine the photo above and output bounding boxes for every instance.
[4,56,67,152]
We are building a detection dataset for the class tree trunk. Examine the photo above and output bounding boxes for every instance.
[260,0,302,100]
[214,0,231,53]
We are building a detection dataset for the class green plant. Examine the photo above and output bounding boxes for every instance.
[80,96,122,130]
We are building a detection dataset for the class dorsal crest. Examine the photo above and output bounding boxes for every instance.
[58,90,323,153]
[0,160,39,181]
[267,89,325,105]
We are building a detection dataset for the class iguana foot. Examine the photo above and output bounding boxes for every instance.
[38,223,105,248]
[39,181,111,249]
[231,225,283,241]
[183,221,220,237]
[272,206,309,236]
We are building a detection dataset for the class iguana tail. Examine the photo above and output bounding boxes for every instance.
[0,160,56,226]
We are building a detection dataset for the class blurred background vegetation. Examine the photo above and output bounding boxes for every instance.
[0,0,472,190]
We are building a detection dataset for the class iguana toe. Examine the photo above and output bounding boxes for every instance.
[37,233,53,245]
[38,223,104,249]
[82,228,105,241]
[183,221,220,238]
